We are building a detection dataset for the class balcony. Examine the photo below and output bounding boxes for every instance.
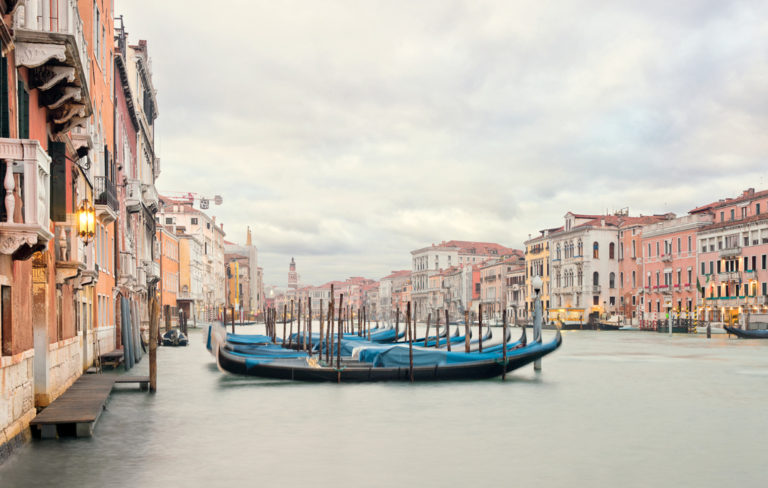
[94,176,118,224]
[719,246,741,258]
[717,272,739,282]
[661,254,672,262]
[118,252,137,287]
[125,179,142,213]
[0,139,54,260]
[592,285,601,294]
[13,0,92,134]
[53,220,85,284]
[142,183,159,212]
[144,259,160,284]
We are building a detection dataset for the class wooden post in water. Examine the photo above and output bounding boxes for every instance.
[435,310,440,349]
[464,310,470,352]
[425,313,431,347]
[445,309,451,352]
[298,300,303,351]
[365,306,370,341]
[283,305,287,345]
[327,299,333,362]
[478,303,483,353]
[337,294,344,380]
[288,300,295,348]
[395,306,400,342]
[307,297,312,357]
[502,309,508,381]
[149,296,159,392]
[231,306,235,334]
[319,299,323,358]
[407,302,414,382]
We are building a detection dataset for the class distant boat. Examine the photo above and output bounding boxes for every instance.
[724,325,768,339]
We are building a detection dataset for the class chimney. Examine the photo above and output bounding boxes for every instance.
[744,188,755,197]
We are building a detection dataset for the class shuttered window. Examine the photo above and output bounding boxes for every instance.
[0,57,8,138]
[18,79,29,139]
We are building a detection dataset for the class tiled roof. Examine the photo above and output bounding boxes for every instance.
[699,211,768,232]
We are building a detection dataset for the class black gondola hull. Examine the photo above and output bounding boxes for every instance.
[216,333,561,382]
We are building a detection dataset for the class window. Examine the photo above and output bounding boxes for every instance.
[631,240,636,258]
[1,285,11,356]
[701,262,705,275]
[17,80,29,139]
[609,242,615,259]
[619,272,624,288]
[593,272,599,287]
[720,211,724,222]
[763,255,767,270]
[191,218,198,225]
[593,242,599,259]
[687,236,691,252]
[165,217,173,225]
[593,296,599,306]
[758,203,762,215]
[609,272,615,289]
[632,271,636,288]
[656,241,660,256]
[677,237,681,255]
[730,209,735,221]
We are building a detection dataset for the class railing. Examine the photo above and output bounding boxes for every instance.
[119,252,137,281]
[94,176,119,212]
[15,0,90,83]
[717,272,739,282]
[719,246,741,258]
[125,179,141,212]
[592,285,601,293]
[661,254,673,262]
[141,182,159,210]
[0,140,50,230]
[144,259,160,281]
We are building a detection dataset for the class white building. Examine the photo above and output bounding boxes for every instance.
[549,213,622,323]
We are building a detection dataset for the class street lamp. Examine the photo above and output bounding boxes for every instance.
[77,200,95,243]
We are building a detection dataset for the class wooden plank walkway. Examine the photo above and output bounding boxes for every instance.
[30,373,150,439]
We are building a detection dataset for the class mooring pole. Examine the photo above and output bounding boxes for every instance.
[230,306,235,334]
[307,297,312,355]
[464,310,470,353]
[445,309,451,352]
[337,293,344,381]
[425,313,431,347]
[395,306,400,342]
[288,300,294,348]
[407,301,414,383]
[478,304,483,353]
[533,278,543,371]
[502,309,508,381]
[149,296,159,392]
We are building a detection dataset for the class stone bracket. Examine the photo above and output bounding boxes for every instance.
[15,42,66,69]
[32,65,76,91]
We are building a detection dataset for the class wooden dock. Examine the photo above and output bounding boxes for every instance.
[30,374,149,439]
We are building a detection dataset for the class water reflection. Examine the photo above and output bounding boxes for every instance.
[0,325,766,488]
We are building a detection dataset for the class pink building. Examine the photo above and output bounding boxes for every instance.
[696,188,768,326]
[640,213,714,327]
[618,216,672,324]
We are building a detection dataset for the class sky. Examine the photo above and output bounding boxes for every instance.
[116,0,768,287]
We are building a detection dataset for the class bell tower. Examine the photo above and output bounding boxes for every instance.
[288,257,297,290]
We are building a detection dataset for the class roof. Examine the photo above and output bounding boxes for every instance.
[691,188,768,214]
[699,211,768,232]
[382,270,411,280]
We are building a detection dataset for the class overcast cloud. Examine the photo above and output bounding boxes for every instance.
[116,0,768,286]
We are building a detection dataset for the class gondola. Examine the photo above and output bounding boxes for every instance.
[724,326,768,339]
[596,322,621,331]
[215,329,561,382]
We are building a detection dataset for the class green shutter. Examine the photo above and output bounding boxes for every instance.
[49,141,67,222]
[0,57,8,138]
[18,79,29,139]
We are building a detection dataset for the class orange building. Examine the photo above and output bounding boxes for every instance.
[157,227,180,328]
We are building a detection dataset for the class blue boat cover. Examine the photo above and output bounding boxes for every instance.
[369,337,554,367]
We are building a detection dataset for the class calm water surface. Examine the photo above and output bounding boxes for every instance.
[1,326,767,488]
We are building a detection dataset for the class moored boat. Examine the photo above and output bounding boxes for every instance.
[724,326,768,339]
[216,330,562,382]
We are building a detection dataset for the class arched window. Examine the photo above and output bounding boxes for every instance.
[609,272,616,289]
[609,242,615,259]
[577,270,583,286]
[577,240,583,257]
[593,242,599,259]
[556,245,561,260]
[593,271,599,287]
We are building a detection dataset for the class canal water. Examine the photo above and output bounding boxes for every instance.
[1,326,766,487]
